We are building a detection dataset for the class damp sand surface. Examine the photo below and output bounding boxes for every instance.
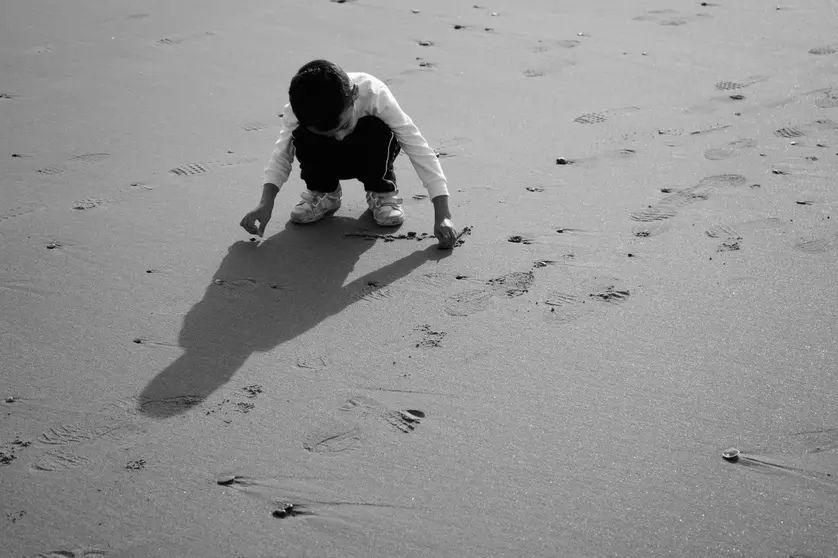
[2,1,838,556]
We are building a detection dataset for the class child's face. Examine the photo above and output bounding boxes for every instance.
[307,86,359,141]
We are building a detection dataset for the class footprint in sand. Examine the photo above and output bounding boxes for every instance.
[794,237,837,254]
[444,271,535,316]
[631,221,671,238]
[154,30,216,47]
[303,396,425,454]
[414,324,446,349]
[295,352,330,371]
[629,183,716,224]
[531,39,580,53]
[565,148,638,168]
[541,273,631,325]
[29,399,142,472]
[632,9,705,26]
[241,122,269,132]
[705,218,785,251]
[814,88,838,109]
[808,45,837,56]
[72,198,112,211]
[0,203,46,224]
[168,156,256,177]
[573,106,640,125]
[355,280,396,303]
[703,138,758,160]
[629,174,750,229]
[714,75,769,91]
[774,118,838,139]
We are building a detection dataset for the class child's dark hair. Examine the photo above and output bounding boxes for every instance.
[289,60,354,132]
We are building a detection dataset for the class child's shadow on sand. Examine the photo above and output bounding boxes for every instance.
[139,216,449,418]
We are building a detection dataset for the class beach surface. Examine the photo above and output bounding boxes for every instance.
[2,1,837,556]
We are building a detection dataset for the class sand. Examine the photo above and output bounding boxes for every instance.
[2,0,837,556]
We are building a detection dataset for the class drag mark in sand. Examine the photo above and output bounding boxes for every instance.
[793,427,838,454]
[37,547,108,557]
[727,453,837,490]
[70,152,110,163]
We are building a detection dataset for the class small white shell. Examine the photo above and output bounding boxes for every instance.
[722,447,740,460]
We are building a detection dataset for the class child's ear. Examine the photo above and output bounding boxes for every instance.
[351,84,359,101]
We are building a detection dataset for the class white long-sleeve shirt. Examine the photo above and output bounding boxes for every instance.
[265,72,449,200]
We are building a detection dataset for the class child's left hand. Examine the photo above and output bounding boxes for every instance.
[434,217,458,249]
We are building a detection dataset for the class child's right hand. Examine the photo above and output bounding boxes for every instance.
[240,202,273,237]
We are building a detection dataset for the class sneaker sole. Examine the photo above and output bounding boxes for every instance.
[290,206,341,224]
[373,215,404,227]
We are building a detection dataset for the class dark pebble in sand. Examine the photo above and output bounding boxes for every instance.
[216,475,237,485]
[555,157,569,165]
[5,397,14,403]
[454,24,465,30]
[456,275,466,279]
[556,228,564,233]
[46,243,57,249]
[729,94,745,100]
[250,237,257,242]
[628,253,634,257]
[133,338,144,344]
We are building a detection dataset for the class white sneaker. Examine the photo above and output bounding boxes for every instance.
[366,191,404,226]
[290,187,342,224]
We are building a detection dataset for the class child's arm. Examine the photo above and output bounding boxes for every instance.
[240,107,298,236]
[264,105,299,193]
[370,82,458,248]
[370,82,449,201]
